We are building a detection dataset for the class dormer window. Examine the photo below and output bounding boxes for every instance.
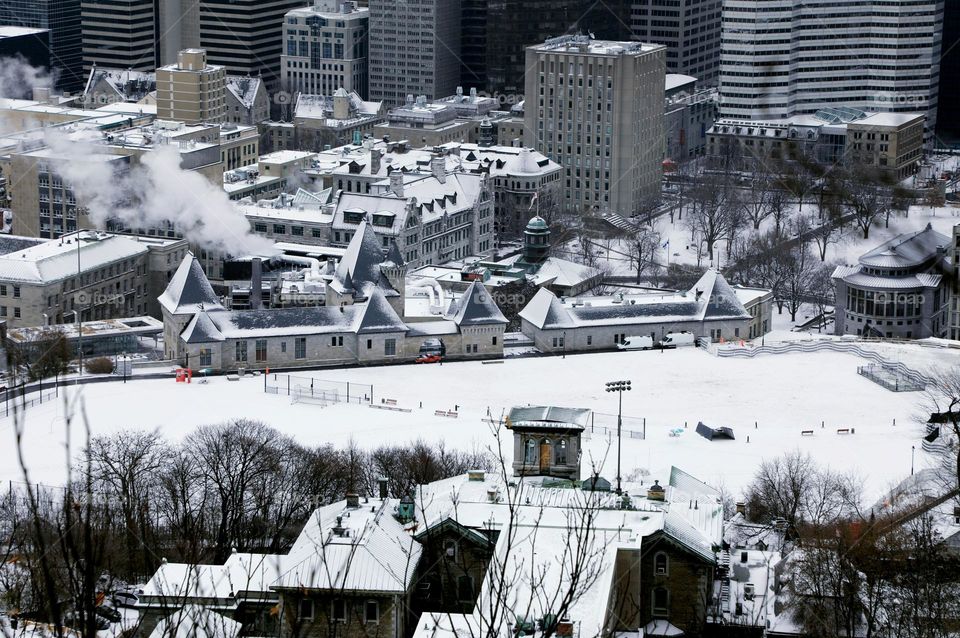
[344,210,365,224]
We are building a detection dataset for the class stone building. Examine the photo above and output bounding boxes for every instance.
[833,223,951,339]
[519,269,757,353]
[156,49,227,124]
[160,220,508,371]
[506,405,588,480]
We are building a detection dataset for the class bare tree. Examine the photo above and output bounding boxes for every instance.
[840,169,892,240]
[687,175,736,264]
[625,225,661,284]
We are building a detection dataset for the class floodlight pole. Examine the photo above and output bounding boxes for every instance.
[605,380,631,495]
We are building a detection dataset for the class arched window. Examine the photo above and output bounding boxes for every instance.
[443,539,458,560]
[654,552,668,576]
[524,439,537,464]
[554,439,568,465]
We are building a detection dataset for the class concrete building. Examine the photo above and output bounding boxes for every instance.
[80,0,170,74]
[707,110,925,182]
[524,35,666,217]
[156,49,227,125]
[82,67,156,108]
[367,0,461,106]
[281,0,369,99]
[629,0,721,85]
[833,224,951,339]
[0,230,187,328]
[949,224,960,341]
[0,0,82,92]
[664,74,717,161]
[519,269,758,353]
[371,88,505,148]
[225,76,269,125]
[719,0,943,144]
[223,150,317,202]
[266,90,384,152]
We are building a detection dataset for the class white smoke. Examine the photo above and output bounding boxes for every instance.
[0,55,53,100]
[46,134,276,256]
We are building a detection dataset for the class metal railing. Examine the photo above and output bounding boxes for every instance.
[264,372,373,405]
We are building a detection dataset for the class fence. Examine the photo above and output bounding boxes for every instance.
[857,363,925,392]
[264,373,373,405]
[589,411,646,440]
[715,340,931,389]
[1,386,62,417]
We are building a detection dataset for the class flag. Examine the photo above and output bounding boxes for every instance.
[661,239,670,249]
[529,191,539,210]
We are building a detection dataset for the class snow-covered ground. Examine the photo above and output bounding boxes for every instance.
[1,348,938,502]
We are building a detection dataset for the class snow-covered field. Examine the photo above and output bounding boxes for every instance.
[1,348,937,502]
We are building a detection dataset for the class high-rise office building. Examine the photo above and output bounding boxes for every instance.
[368,0,461,106]
[936,0,960,144]
[0,0,83,91]
[628,0,721,85]
[156,49,227,124]
[459,0,632,96]
[524,35,665,216]
[198,0,305,93]
[719,0,943,142]
[81,0,161,73]
[281,0,368,98]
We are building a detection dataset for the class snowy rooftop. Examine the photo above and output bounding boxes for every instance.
[159,252,226,315]
[7,316,163,344]
[226,76,262,110]
[295,92,383,126]
[857,223,950,269]
[0,231,152,284]
[520,270,751,330]
[531,35,664,57]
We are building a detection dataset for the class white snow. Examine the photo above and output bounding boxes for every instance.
[1,348,936,502]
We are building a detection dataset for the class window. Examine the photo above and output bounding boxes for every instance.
[236,341,248,362]
[654,552,668,576]
[281,342,287,353]
[331,599,346,622]
[457,575,475,603]
[492,336,497,346]
[587,335,592,346]
[13,307,20,318]
[12,286,20,298]
[255,339,267,362]
[443,539,458,560]
[199,348,212,366]
[554,439,567,465]
[331,335,343,347]
[295,337,306,359]
[384,338,396,356]
[364,600,379,624]
[0,285,6,296]
[652,587,669,615]
[367,339,372,349]
[524,439,537,464]
[298,599,314,620]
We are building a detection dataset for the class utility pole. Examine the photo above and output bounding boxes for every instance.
[605,380,631,495]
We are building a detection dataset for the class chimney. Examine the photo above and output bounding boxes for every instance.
[378,477,388,499]
[390,172,404,198]
[556,620,573,637]
[371,148,382,174]
[250,257,262,309]
[430,156,446,183]
[647,479,665,502]
[740,551,748,564]
[735,501,746,515]
[346,493,360,509]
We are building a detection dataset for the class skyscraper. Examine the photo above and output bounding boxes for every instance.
[524,35,665,216]
[281,0,369,98]
[628,0,721,85]
[367,0,461,106]
[81,0,161,73]
[719,0,943,142]
[0,0,83,91]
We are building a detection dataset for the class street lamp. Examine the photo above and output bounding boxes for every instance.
[911,445,916,476]
[605,380,631,495]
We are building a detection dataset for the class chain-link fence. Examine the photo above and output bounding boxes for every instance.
[264,373,373,405]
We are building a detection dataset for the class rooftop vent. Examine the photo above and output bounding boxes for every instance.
[346,493,360,509]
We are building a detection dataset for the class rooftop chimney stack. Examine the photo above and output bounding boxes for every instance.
[378,477,388,499]
[430,156,446,183]
[346,493,360,509]
[390,172,404,198]
[250,257,262,309]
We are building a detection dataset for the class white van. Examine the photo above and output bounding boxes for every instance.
[618,335,654,350]
[659,332,696,348]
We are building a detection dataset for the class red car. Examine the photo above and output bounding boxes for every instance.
[415,353,442,364]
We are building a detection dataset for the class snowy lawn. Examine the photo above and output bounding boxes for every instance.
[1,348,936,501]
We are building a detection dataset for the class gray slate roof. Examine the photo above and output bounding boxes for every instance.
[356,288,409,334]
[159,253,225,315]
[330,220,399,299]
[507,405,591,431]
[447,281,507,326]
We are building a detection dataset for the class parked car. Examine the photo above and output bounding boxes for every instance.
[617,336,654,350]
[112,591,139,608]
[659,332,696,348]
[415,353,442,364]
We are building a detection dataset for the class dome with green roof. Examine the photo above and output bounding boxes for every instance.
[526,215,549,231]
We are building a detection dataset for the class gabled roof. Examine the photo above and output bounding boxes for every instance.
[356,289,409,334]
[517,287,576,329]
[331,220,399,298]
[447,281,507,326]
[148,605,241,638]
[690,269,751,321]
[182,311,226,343]
[159,253,225,315]
[506,405,591,431]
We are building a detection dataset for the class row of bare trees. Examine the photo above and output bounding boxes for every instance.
[1,418,490,624]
